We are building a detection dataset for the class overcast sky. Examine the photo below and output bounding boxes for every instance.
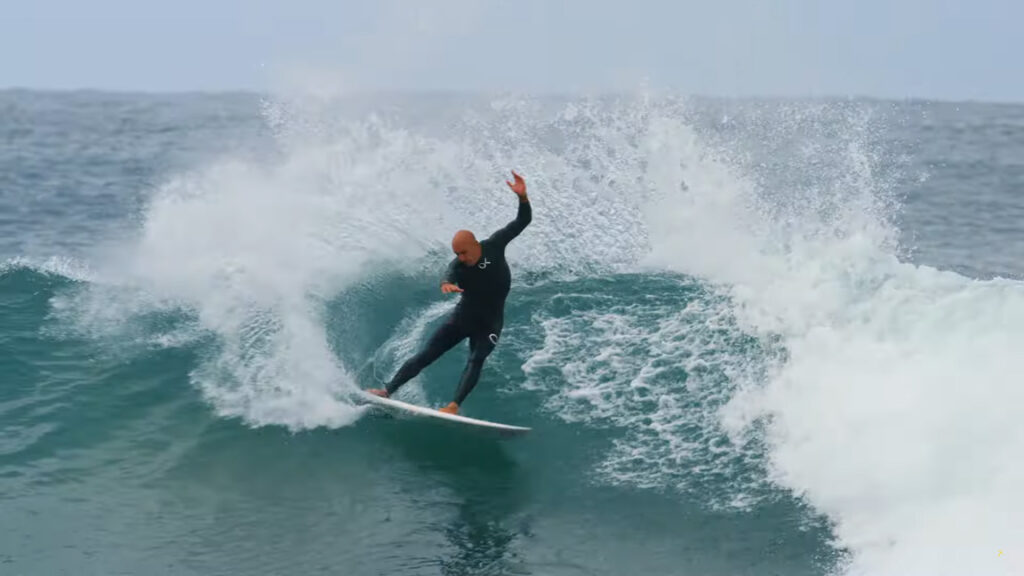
[3,0,1022,101]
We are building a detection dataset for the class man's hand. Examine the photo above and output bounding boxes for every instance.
[506,170,527,201]
[441,282,463,294]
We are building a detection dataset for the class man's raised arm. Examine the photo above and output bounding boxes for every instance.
[488,171,532,247]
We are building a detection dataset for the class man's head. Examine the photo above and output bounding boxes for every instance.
[452,229,482,266]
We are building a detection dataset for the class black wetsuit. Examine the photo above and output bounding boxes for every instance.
[385,199,532,404]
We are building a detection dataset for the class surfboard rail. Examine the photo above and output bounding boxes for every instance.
[359,391,531,437]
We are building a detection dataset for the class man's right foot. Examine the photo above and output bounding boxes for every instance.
[367,389,389,398]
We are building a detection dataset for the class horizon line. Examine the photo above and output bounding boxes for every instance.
[1,86,1022,107]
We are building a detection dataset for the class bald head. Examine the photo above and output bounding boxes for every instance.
[453,229,477,247]
[452,229,482,266]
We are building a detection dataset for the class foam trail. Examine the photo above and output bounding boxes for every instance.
[521,279,774,507]
[76,108,478,430]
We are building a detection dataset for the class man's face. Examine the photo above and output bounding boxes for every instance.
[452,232,481,266]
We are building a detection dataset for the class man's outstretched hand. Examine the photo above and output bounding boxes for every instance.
[506,170,528,201]
[441,282,463,294]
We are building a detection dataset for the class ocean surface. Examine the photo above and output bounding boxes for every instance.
[2,89,1023,576]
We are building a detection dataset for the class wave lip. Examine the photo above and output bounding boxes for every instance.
[1,256,94,282]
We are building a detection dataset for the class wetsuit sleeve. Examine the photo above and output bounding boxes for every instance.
[441,257,460,285]
[486,199,532,249]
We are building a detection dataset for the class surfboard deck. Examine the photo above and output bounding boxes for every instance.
[358,391,531,437]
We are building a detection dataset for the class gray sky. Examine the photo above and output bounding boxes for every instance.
[3,0,1022,101]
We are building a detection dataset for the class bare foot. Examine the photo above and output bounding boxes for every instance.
[367,389,389,398]
[438,402,459,415]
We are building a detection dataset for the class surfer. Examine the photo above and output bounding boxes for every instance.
[367,171,532,414]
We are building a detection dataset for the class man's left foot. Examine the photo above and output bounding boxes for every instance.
[367,389,389,398]
[439,402,459,415]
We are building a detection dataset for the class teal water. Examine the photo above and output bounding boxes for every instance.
[3,91,1024,575]
[1,267,828,575]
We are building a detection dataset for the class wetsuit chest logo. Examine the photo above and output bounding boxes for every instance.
[477,258,491,270]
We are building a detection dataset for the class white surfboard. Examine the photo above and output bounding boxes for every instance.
[359,391,531,437]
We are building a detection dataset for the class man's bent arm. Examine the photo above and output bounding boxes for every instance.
[441,257,460,285]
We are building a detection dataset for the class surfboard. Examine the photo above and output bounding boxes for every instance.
[359,391,531,437]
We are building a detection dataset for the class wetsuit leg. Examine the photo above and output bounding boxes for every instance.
[386,315,468,395]
[452,315,504,405]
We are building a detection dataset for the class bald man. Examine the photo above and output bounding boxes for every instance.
[368,171,532,414]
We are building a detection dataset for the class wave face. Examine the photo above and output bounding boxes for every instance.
[3,91,1024,575]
